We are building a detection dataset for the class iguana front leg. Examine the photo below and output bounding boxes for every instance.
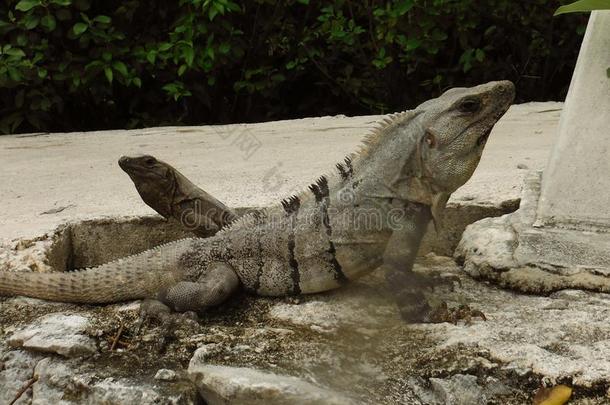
[382,202,434,323]
[159,262,240,312]
[137,263,240,338]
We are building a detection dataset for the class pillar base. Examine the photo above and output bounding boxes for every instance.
[456,171,610,293]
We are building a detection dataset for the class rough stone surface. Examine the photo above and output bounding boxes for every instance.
[188,363,354,405]
[2,255,610,403]
[155,369,178,382]
[457,172,610,293]
[0,348,41,405]
[268,296,395,333]
[8,314,97,357]
[0,345,198,404]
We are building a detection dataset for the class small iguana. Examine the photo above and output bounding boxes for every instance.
[118,155,238,236]
[0,81,514,322]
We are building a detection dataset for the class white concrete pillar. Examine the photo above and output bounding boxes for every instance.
[456,12,610,293]
[537,11,610,229]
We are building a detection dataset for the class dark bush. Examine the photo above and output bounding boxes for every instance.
[0,0,587,134]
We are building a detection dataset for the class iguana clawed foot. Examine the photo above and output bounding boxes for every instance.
[387,270,482,324]
[425,301,487,324]
[136,299,200,349]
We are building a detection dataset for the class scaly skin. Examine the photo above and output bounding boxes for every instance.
[0,81,515,322]
[118,155,238,236]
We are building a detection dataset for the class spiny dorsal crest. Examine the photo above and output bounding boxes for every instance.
[355,110,420,160]
[335,156,354,181]
[308,176,330,202]
[281,195,301,214]
[216,110,420,235]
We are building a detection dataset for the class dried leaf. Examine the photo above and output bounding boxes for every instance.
[533,385,572,405]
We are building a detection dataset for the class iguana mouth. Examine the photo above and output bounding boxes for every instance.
[476,127,492,147]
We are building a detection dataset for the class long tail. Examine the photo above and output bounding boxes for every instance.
[0,239,195,304]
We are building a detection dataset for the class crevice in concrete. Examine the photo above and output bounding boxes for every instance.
[45,217,192,270]
[38,201,521,272]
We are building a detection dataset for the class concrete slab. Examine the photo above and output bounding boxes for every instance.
[456,12,610,293]
[0,103,560,243]
[538,11,610,227]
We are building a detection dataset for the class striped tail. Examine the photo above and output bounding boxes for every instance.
[0,239,194,304]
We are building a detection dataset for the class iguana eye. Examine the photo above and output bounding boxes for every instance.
[458,98,481,113]
[424,132,436,148]
[145,157,156,166]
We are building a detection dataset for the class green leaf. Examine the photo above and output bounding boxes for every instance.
[16,34,28,46]
[183,47,194,66]
[396,0,414,15]
[41,14,56,31]
[7,67,22,81]
[102,51,112,62]
[132,77,141,88]
[104,66,113,83]
[162,83,177,93]
[112,61,128,77]
[23,14,40,29]
[146,50,156,64]
[37,67,47,78]
[178,64,187,76]
[475,49,485,62]
[93,15,111,24]
[555,0,610,15]
[15,0,40,12]
[52,0,72,5]
[84,60,103,72]
[158,42,172,52]
[5,48,25,57]
[405,38,420,51]
[79,12,91,24]
[218,43,230,54]
[73,22,88,35]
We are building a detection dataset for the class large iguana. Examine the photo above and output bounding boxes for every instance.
[0,81,514,322]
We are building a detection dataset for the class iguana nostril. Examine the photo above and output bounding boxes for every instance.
[118,156,130,168]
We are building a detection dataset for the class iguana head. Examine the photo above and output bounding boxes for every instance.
[403,80,514,227]
[414,80,514,193]
[118,154,177,218]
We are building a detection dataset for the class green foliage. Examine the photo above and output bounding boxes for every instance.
[0,0,587,134]
[555,0,610,15]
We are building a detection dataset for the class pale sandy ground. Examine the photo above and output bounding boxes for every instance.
[0,102,561,241]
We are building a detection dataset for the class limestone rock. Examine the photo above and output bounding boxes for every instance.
[8,314,96,357]
[456,171,610,293]
[155,369,177,382]
[429,374,485,405]
[29,356,197,404]
[408,374,513,405]
[0,348,41,405]
[268,294,395,333]
[187,363,353,405]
